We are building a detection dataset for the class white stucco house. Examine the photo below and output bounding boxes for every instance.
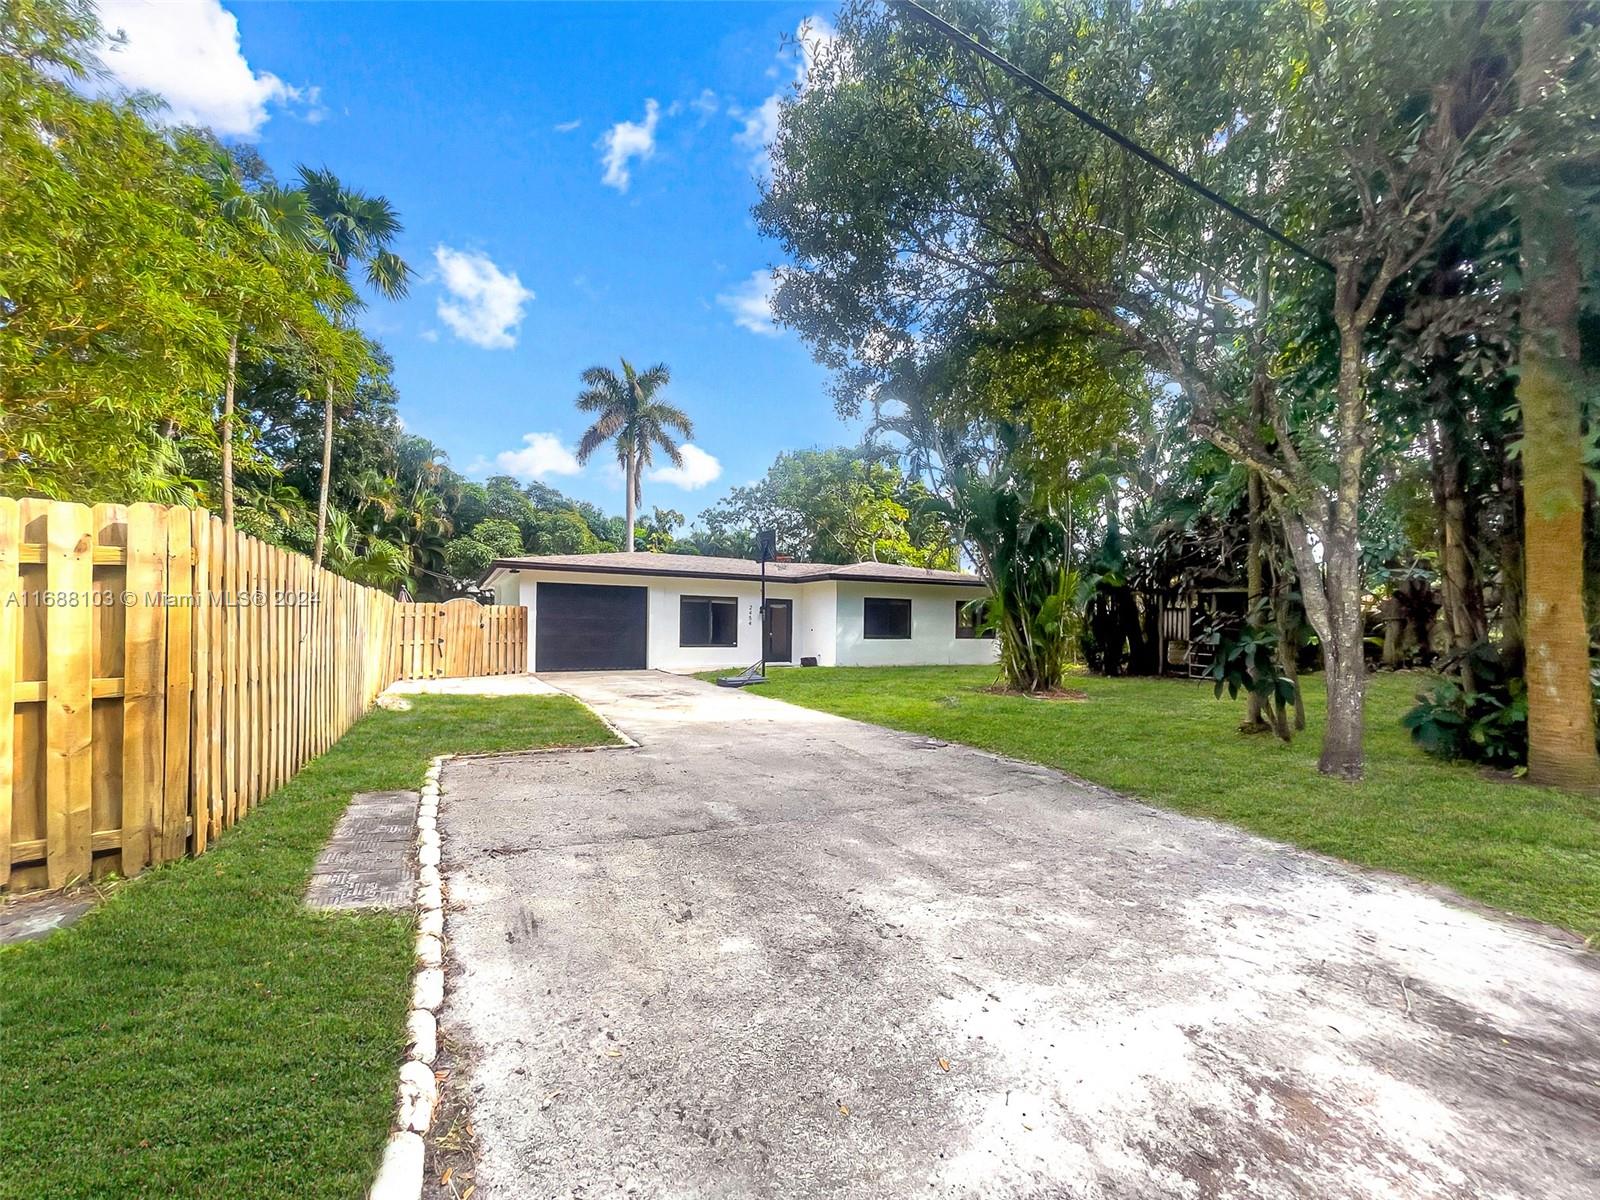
[481,552,999,673]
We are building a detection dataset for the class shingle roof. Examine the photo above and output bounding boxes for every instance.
[482,551,985,588]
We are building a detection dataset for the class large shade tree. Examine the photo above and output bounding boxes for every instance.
[1,0,229,499]
[758,0,1597,781]
[698,446,956,567]
[573,359,692,552]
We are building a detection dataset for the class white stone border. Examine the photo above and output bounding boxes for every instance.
[367,755,448,1200]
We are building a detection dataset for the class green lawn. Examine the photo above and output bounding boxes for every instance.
[0,694,615,1200]
[732,665,1600,940]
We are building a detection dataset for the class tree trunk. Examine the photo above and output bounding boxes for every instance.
[1276,593,1307,732]
[222,329,238,530]
[1244,466,1268,727]
[1277,489,1365,779]
[1518,0,1600,793]
[313,376,335,570]
[1380,595,1401,669]
[1244,254,1273,728]
[1430,417,1486,668]
[1308,311,1373,779]
[1499,454,1527,675]
[1318,552,1368,780]
[624,448,637,552]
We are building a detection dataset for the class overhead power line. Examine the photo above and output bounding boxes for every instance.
[889,0,1335,274]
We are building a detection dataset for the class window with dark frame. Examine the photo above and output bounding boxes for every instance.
[680,595,739,647]
[955,598,994,639]
[862,597,913,640]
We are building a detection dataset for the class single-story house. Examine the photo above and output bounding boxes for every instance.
[481,552,999,673]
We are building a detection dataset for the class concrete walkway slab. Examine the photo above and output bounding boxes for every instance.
[0,890,97,945]
[305,789,418,910]
[438,670,1600,1199]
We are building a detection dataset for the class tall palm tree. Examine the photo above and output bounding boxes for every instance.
[574,359,692,552]
[299,165,411,569]
[204,156,318,528]
[1516,2,1600,793]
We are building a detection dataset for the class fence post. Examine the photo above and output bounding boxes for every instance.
[0,498,17,889]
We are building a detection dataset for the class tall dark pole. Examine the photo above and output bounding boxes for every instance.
[756,528,776,680]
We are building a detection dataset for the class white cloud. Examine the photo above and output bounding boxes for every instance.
[432,246,534,350]
[95,0,315,136]
[418,328,439,343]
[689,88,720,121]
[491,433,582,481]
[733,15,836,175]
[795,15,838,86]
[648,444,722,490]
[732,94,781,168]
[599,99,660,192]
[717,269,780,337]
[554,118,582,133]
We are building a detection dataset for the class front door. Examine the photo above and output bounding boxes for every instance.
[763,599,792,663]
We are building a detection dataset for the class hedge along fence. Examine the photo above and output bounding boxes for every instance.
[1,498,399,894]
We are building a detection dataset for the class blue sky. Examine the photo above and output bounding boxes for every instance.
[96,1,854,523]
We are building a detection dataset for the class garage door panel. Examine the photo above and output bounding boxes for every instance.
[536,582,647,671]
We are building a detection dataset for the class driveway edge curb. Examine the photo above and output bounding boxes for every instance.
[367,754,449,1200]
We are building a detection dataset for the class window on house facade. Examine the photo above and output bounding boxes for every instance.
[955,599,994,639]
[680,596,739,647]
[863,597,913,639]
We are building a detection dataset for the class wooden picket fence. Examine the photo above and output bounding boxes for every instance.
[0,498,528,894]
[391,597,527,681]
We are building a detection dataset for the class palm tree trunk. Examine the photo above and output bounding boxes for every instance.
[314,376,335,571]
[221,329,239,529]
[1518,0,1600,793]
[624,448,637,552]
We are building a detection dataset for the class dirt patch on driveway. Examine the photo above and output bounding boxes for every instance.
[435,671,1600,1199]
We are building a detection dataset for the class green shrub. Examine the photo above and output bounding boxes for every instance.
[1402,644,1529,768]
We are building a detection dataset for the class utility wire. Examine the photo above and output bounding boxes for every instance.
[889,0,1335,273]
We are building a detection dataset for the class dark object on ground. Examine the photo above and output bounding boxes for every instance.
[716,662,769,688]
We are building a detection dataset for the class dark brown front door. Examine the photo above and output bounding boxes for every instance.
[763,600,792,663]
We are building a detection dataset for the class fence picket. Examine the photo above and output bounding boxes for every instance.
[160,512,193,863]
[0,499,17,889]
[120,505,165,875]
[44,503,94,888]
[1,499,529,892]
[190,510,211,856]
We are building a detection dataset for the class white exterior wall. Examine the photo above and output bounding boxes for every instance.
[795,580,837,666]
[502,569,803,673]
[832,581,999,668]
[493,569,996,671]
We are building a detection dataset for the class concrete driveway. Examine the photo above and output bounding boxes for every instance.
[438,671,1600,1199]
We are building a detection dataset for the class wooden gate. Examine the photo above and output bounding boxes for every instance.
[391,598,526,680]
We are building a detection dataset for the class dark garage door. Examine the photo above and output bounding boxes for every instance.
[535,581,648,671]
